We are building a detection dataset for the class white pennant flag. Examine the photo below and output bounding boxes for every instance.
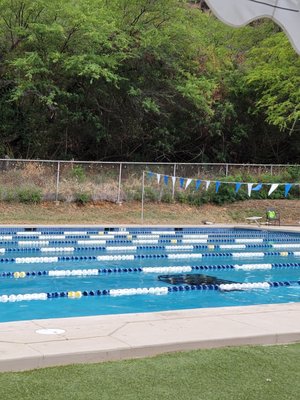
[247,183,253,197]
[206,0,300,54]
[157,174,161,184]
[268,183,279,196]
[185,178,192,190]
[172,176,176,190]
[205,181,211,191]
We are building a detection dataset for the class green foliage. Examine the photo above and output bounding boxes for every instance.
[210,185,248,205]
[17,187,42,204]
[1,189,15,202]
[245,34,300,132]
[285,166,300,181]
[0,1,299,163]
[144,187,159,202]
[71,165,86,183]
[75,191,91,205]
[160,191,173,203]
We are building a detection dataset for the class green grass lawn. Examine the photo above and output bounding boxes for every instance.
[1,344,300,400]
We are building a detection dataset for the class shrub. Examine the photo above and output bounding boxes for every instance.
[17,187,42,204]
[71,165,86,183]
[75,192,91,205]
[3,189,16,202]
[175,191,189,204]
[130,186,159,202]
[286,166,300,181]
[161,191,173,203]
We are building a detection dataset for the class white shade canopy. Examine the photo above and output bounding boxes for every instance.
[206,0,300,54]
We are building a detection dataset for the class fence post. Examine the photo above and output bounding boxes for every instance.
[117,162,123,204]
[55,161,61,202]
[172,163,177,200]
[141,171,145,223]
[270,165,273,176]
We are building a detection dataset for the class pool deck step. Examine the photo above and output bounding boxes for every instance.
[1,302,300,372]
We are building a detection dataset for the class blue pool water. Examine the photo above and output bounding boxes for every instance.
[0,227,300,322]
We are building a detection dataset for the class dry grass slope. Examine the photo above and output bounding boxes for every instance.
[0,199,299,225]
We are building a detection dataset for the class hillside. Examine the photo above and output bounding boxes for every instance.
[0,1,299,163]
[0,199,299,226]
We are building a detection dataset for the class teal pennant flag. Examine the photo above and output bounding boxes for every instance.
[252,183,263,191]
[195,180,201,190]
[235,182,242,193]
[284,183,292,197]
[147,171,154,178]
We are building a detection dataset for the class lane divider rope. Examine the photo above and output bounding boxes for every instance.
[1,280,299,302]
[3,262,300,279]
[0,249,299,264]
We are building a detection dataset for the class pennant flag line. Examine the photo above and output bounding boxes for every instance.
[145,171,298,198]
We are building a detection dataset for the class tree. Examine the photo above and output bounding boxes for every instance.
[0,1,299,163]
[245,33,300,134]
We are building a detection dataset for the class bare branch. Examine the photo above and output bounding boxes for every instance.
[60,25,80,53]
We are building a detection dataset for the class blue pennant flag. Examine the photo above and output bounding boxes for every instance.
[179,177,185,189]
[147,171,154,179]
[195,180,201,190]
[235,182,242,193]
[284,183,292,197]
[215,181,221,193]
[252,183,263,191]
[164,175,169,186]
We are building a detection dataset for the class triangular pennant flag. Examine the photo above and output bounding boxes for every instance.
[164,175,169,186]
[284,183,292,198]
[252,183,263,191]
[247,183,253,197]
[195,180,201,190]
[179,177,185,189]
[185,178,192,190]
[147,171,154,179]
[157,173,161,184]
[215,181,221,193]
[205,181,211,191]
[268,184,279,197]
[172,176,176,190]
[235,182,242,193]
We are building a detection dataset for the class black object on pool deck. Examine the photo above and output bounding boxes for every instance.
[158,274,237,286]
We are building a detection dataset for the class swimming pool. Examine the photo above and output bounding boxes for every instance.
[0,227,300,323]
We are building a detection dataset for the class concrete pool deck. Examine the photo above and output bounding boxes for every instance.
[1,224,300,372]
[1,303,300,372]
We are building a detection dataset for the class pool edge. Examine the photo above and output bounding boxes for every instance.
[1,302,300,372]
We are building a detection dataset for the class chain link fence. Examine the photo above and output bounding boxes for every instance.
[0,158,298,204]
